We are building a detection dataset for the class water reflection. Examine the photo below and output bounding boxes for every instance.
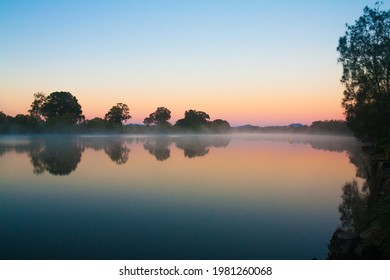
[143,137,171,161]
[338,180,369,233]
[175,136,230,159]
[0,138,84,176]
[328,144,390,259]
[81,137,133,165]
[0,134,360,176]
[0,137,133,175]
[251,134,359,152]
[0,134,362,259]
[29,138,84,175]
[101,139,131,164]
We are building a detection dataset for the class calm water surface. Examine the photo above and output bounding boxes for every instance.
[0,134,361,259]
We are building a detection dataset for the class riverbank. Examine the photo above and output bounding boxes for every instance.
[327,146,390,259]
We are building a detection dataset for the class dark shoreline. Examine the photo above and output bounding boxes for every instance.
[327,146,390,259]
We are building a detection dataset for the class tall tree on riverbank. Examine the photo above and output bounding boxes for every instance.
[143,107,172,127]
[105,103,131,125]
[175,109,210,129]
[338,3,390,141]
[28,92,47,121]
[40,91,84,126]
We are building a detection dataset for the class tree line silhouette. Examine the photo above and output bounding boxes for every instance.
[327,3,390,259]
[337,4,390,145]
[0,91,231,133]
[0,91,352,135]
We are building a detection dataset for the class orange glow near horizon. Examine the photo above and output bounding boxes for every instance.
[1,83,345,126]
[1,0,381,127]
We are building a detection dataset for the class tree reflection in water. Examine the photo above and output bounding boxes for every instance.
[1,137,132,175]
[143,137,171,161]
[176,139,209,158]
[0,136,233,174]
[175,136,230,159]
[103,139,130,165]
[29,138,84,176]
[80,137,132,165]
[329,145,390,259]
[338,180,368,233]
[1,134,364,177]
[140,135,231,160]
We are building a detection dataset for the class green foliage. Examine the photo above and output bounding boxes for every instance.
[185,110,210,125]
[209,119,231,133]
[310,120,351,135]
[82,117,109,132]
[0,111,42,133]
[143,116,154,126]
[29,138,83,175]
[175,109,210,129]
[143,107,171,127]
[338,4,390,141]
[174,110,231,133]
[105,103,131,125]
[28,92,46,120]
[103,139,130,164]
[338,180,368,233]
[41,91,84,126]
[13,114,40,132]
[0,111,10,132]
[143,137,171,161]
[368,197,390,258]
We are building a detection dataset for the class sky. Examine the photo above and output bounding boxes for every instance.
[0,0,388,126]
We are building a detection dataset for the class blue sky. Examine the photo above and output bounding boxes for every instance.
[0,0,387,125]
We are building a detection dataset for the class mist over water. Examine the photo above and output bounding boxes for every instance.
[0,133,361,259]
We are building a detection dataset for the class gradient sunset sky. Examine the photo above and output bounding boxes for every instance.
[0,0,388,126]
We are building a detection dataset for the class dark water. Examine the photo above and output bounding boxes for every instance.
[0,134,361,259]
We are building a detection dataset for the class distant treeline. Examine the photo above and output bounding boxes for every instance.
[1,91,350,135]
[0,91,230,134]
[233,120,352,135]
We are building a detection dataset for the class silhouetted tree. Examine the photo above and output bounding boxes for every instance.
[12,114,40,132]
[0,112,41,133]
[175,109,210,129]
[0,111,6,121]
[338,4,390,141]
[0,111,10,132]
[83,117,108,131]
[105,103,131,125]
[209,119,231,133]
[185,110,210,125]
[143,116,154,126]
[41,91,84,126]
[309,120,351,135]
[143,107,171,127]
[28,92,47,120]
